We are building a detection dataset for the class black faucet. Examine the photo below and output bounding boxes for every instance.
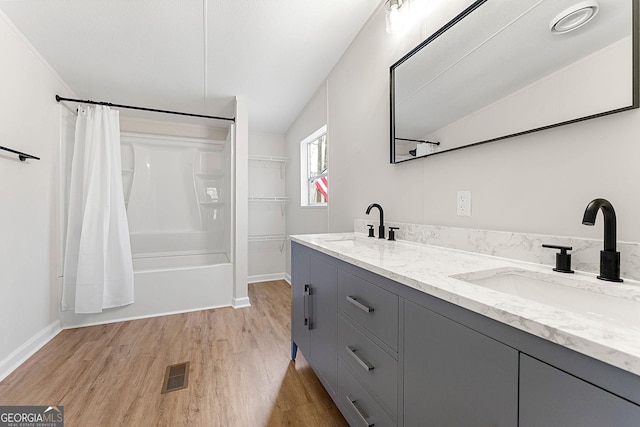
[582,198,623,282]
[366,203,385,239]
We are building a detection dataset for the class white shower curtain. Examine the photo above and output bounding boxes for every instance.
[62,105,134,313]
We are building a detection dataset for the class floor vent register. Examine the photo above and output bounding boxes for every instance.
[161,362,190,394]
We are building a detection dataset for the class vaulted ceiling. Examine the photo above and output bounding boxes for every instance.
[0,0,380,132]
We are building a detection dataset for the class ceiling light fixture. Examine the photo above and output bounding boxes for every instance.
[550,1,599,34]
[386,0,410,34]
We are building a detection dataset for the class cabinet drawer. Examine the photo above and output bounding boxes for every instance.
[338,269,398,351]
[338,359,396,427]
[338,316,398,417]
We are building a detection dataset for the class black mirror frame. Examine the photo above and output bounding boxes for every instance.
[390,0,639,164]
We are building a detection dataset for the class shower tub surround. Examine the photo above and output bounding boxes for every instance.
[292,231,640,377]
[355,219,640,281]
[61,131,235,328]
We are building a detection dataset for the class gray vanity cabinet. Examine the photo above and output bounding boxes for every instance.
[519,354,640,427]
[291,241,640,427]
[291,242,338,396]
[403,300,519,426]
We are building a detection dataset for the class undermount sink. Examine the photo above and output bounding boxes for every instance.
[452,268,640,331]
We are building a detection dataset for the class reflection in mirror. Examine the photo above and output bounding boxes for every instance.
[390,0,638,163]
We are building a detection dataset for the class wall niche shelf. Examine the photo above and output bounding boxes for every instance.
[193,147,228,231]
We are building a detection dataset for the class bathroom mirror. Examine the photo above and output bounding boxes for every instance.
[390,0,639,163]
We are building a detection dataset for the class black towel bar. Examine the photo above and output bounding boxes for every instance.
[0,145,40,161]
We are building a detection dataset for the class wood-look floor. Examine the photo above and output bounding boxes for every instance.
[0,281,348,427]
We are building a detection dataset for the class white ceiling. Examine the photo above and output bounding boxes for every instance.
[0,0,381,132]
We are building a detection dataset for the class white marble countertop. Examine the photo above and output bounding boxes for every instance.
[291,232,640,377]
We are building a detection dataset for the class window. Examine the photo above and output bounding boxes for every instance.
[300,126,328,206]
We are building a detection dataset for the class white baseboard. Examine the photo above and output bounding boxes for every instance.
[232,296,251,309]
[0,321,61,382]
[248,273,287,284]
[284,273,291,284]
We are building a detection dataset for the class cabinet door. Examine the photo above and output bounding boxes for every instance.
[308,254,338,396]
[520,354,640,427]
[404,301,518,427]
[291,243,311,356]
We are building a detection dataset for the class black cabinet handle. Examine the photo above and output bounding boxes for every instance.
[346,395,374,427]
[346,346,374,371]
[346,295,374,313]
[304,284,311,330]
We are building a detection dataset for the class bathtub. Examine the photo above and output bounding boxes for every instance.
[130,251,233,317]
[62,233,234,328]
[129,232,234,318]
[60,239,233,328]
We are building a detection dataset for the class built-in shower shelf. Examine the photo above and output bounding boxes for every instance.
[199,201,224,207]
[248,155,288,163]
[122,169,134,173]
[248,197,289,203]
[248,234,288,242]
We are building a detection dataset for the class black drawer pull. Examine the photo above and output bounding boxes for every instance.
[346,395,374,427]
[346,295,374,313]
[304,284,311,330]
[346,346,374,371]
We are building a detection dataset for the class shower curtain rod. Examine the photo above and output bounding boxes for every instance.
[55,95,236,122]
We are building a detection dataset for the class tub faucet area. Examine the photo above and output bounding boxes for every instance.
[366,203,385,239]
[582,198,623,282]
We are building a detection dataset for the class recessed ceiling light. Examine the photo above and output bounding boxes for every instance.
[550,1,599,34]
